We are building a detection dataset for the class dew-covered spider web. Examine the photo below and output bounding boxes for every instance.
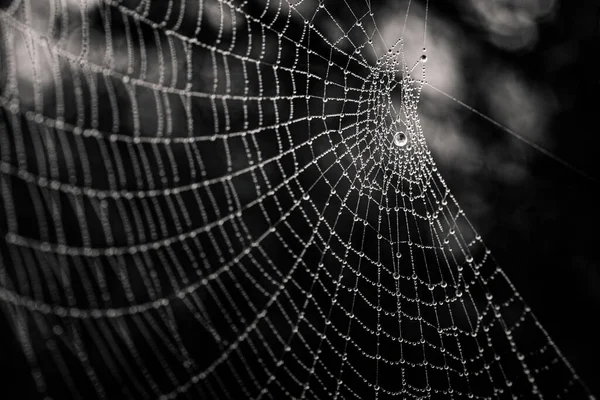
[0,0,595,399]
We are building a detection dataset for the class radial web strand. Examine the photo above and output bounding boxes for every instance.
[0,0,594,399]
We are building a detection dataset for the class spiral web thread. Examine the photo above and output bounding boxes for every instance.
[0,0,594,399]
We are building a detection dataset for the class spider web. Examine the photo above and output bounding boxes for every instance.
[0,0,594,398]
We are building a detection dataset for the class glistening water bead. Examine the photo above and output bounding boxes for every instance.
[393,132,408,147]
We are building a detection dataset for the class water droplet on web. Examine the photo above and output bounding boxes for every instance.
[420,54,428,63]
[393,132,408,147]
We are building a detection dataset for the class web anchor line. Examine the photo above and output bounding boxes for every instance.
[424,82,600,186]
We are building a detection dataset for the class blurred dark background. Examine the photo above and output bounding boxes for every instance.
[413,0,600,395]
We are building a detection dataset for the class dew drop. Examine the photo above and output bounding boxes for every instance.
[420,54,428,63]
[393,132,408,147]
